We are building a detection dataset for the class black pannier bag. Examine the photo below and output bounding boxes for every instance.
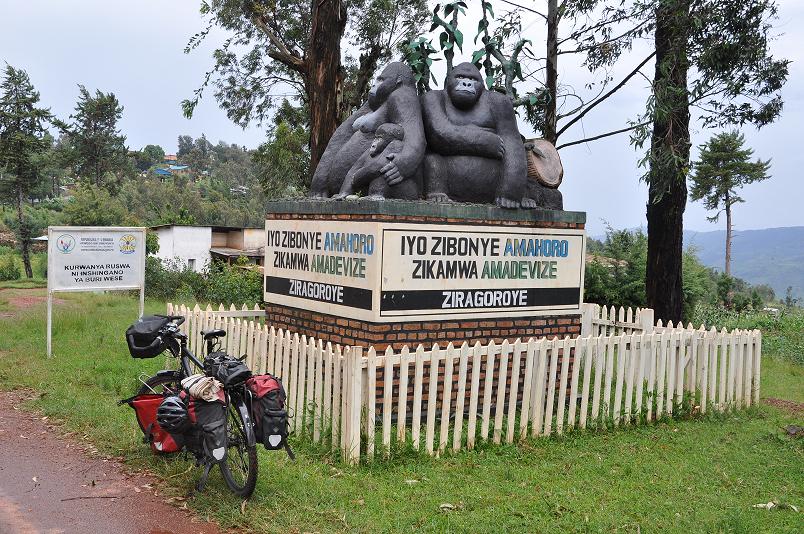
[246,375,290,453]
[182,391,228,463]
[204,352,252,386]
[125,315,170,358]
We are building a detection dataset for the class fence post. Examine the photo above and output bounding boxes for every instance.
[343,346,363,465]
[638,308,655,334]
[581,303,598,337]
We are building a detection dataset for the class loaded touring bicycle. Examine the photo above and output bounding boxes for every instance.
[120,314,292,497]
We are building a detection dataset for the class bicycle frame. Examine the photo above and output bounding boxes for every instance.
[161,329,256,449]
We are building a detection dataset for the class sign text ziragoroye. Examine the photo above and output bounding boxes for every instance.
[264,220,585,322]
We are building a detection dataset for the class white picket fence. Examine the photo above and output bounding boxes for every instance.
[581,303,655,337]
[167,304,762,465]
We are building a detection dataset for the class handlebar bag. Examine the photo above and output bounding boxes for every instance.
[126,394,184,454]
[125,315,170,358]
[204,353,252,386]
[246,375,288,450]
[184,393,228,464]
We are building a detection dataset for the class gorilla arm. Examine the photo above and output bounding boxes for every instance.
[420,91,505,159]
[379,91,426,184]
[309,102,372,197]
[489,92,528,207]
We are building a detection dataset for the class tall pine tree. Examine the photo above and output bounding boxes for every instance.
[62,86,130,191]
[0,66,51,278]
[690,131,770,276]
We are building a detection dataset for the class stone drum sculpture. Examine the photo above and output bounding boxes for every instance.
[309,62,424,200]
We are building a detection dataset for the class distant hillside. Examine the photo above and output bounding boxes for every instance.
[684,226,804,301]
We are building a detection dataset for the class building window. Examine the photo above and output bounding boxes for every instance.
[187,258,196,271]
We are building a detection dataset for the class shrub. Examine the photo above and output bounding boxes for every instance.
[203,257,262,306]
[0,255,21,281]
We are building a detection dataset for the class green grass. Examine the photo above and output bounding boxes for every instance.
[0,278,48,289]
[0,293,801,532]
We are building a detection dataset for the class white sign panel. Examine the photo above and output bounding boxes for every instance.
[264,219,585,322]
[48,226,146,291]
[264,220,380,321]
[380,224,585,318]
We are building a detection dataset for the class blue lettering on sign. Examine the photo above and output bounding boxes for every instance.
[503,238,569,258]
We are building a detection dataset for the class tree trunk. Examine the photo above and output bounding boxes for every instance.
[645,0,691,324]
[724,200,732,276]
[307,0,347,179]
[16,188,33,278]
[544,0,559,144]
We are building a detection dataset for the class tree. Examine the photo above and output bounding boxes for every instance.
[253,100,309,198]
[60,86,131,191]
[183,0,428,177]
[405,1,654,146]
[0,65,51,278]
[63,184,128,226]
[690,131,770,276]
[134,144,166,171]
[177,135,194,157]
[636,0,788,323]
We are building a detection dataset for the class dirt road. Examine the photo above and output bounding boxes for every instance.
[0,390,222,534]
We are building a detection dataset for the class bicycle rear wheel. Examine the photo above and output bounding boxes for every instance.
[220,401,258,498]
[137,373,182,396]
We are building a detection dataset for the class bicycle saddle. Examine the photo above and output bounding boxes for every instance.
[201,329,226,340]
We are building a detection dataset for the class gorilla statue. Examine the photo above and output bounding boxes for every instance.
[309,62,425,200]
[421,62,531,208]
[334,123,407,200]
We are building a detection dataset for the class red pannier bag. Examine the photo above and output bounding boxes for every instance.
[246,375,290,453]
[127,394,184,454]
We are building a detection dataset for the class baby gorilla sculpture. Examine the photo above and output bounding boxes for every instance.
[309,62,425,199]
[333,123,410,200]
[421,62,531,208]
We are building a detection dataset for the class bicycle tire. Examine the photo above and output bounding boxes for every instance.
[137,373,182,396]
[219,401,258,498]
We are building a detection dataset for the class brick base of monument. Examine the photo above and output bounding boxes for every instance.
[266,302,581,351]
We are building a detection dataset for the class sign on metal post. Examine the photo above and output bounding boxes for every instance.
[46,226,146,358]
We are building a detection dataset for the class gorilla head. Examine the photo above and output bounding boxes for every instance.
[446,62,484,110]
[369,123,405,156]
[368,63,415,110]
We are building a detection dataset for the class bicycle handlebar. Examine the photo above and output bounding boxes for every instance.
[155,314,186,327]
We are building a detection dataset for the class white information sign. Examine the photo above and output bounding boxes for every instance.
[264,219,585,322]
[46,226,146,357]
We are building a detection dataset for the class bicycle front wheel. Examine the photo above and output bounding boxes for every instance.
[220,401,258,498]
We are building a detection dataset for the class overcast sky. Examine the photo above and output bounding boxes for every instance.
[1,0,801,236]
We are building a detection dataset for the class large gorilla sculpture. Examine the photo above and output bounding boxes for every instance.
[309,62,424,199]
[420,62,531,208]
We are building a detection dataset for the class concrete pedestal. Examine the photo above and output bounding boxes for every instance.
[264,200,586,350]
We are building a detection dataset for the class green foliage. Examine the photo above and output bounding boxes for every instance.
[59,86,132,192]
[584,227,647,309]
[63,184,128,226]
[584,227,774,320]
[204,257,263,306]
[690,305,804,365]
[184,0,428,126]
[0,254,21,281]
[690,131,770,222]
[0,64,52,277]
[253,100,309,198]
[133,144,165,171]
[145,256,262,306]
